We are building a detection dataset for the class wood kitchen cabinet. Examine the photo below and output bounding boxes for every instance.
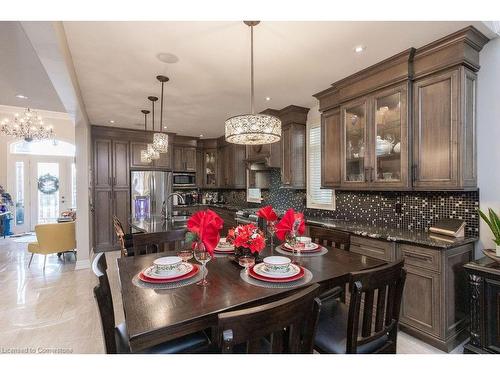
[217,138,246,189]
[314,26,488,191]
[173,146,196,172]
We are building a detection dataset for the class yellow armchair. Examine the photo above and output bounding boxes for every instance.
[28,222,77,269]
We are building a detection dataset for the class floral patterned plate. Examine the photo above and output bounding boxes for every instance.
[249,264,304,282]
[143,263,193,280]
[139,264,199,284]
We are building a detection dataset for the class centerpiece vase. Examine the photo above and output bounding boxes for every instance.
[234,246,261,263]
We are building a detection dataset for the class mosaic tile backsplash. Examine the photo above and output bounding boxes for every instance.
[214,169,480,236]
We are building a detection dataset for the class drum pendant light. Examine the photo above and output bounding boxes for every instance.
[224,21,281,145]
[152,75,169,153]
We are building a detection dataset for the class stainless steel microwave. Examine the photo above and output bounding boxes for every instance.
[172,172,196,187]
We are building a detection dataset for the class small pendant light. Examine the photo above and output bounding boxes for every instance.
[140,109,152,163]
[147,96,160,160]
[152,75,169,153]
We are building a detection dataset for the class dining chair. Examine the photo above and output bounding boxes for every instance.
[112,216,133,257]
[131,229,186,256]
[28,222,77,269]
[314,260,406,354]
[309,226,350,251]
[217,283,322,354]
[92,252,210,354]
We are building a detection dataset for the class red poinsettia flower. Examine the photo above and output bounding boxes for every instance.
[275,208,306,241]
[256,205,278,222]
[187,209,224,255]
[226,223,266,253]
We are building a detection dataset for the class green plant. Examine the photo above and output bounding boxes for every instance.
[478,208,500,246]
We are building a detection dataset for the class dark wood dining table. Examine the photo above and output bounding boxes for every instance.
[117,246,385,352]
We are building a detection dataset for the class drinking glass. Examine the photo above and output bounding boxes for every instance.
[285,232,298,261]
[177,249,193,262]
[193,243,211,286]
[238,255,255,273]
[267,221,276,253]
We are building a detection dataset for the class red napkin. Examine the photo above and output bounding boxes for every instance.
[275,208,305,241]
[256,205,278,222]
[187,209,224,255]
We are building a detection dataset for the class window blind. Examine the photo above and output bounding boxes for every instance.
[307,124,334,209]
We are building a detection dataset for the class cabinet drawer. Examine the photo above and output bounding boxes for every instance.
[350,236,395,261]
[399,244,441,272]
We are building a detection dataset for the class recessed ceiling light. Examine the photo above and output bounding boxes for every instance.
[157,52,179,64]
[354,45,365,53]
[265,97,271,101]
[199,134,204,138]
[109,120,115,124]
[16,94,28,99]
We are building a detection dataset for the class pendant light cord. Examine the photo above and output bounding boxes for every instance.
[151,101,155,131]
[250,24,255,115]
[160,82,164,133]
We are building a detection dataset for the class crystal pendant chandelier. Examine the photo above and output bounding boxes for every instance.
[152,75,169,153]
[140,109,152,163]
[147,96,160,160]
[0,107,55,142]
[225,21,281,145]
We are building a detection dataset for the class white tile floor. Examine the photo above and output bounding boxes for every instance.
[0,237,465,354]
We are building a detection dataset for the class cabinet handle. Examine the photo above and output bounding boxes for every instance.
[364,168,370,183]
[412,165,418,182]
[404,252,431,262]
[108,177,112,186]
[113,177,116,185]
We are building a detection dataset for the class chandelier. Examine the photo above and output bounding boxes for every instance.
[0,108,55,142]
[225,21,281,145]
[146,96,160,160]
[140,109,152,163]
[152,75,169,153]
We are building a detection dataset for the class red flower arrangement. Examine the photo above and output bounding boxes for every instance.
[186,209,224,256]
[256,205,278,222]
[275,208,306,241]
[226,223,266,254]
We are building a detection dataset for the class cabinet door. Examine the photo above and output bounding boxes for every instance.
[173,147,184,171]
[341,98,369,188]
[154,149,172,169]
[184,147,197,172]
[217,146,228,188]
[204,149,217,187]
[400,264,441,337]
[93,189,113,251]
[131,142,151,167]
[113,189,130,244]
[94,139,112,189]
[113,141,129,189]
[413,70,459,189]
[232,145,246,188]
[321,108,342,188]
[196,149,204,187]
[281,126,292,186]
[371,85,409,188]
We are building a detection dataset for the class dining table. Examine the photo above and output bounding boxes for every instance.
[116,246,385,352]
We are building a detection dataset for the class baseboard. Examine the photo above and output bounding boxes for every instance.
[74,258,91,270]
[399,324,468,352]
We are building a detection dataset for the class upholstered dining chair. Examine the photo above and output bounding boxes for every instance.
[217,283,322,354]
[92,252,210,354]
[112,216,133,257]
[131,229,186,256]
[314,260,406,354]
[28,221,77,269]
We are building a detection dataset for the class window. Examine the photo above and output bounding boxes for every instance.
[306,123,335,210]
[71,162,77,209]
[15,161,25,225]
[10,139,75,157]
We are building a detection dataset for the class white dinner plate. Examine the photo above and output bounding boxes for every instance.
[283,242,320,251]
[214,244,235,252]
[143,263,193,279]
[252,262,301,279]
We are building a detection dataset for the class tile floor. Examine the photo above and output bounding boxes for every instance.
[0,237,464,354]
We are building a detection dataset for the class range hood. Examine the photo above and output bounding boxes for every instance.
[244,155,274,170]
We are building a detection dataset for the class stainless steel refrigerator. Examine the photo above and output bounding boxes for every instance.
[130,170,172,219]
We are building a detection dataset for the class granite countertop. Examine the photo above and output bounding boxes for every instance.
[173,203,242,212]
[305,216,478,249]
[129,215,189,234]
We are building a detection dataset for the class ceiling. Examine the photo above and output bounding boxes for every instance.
[63,21,492,138]
[0,22,66,113]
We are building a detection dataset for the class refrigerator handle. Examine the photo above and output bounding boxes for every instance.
[150,173,155,213]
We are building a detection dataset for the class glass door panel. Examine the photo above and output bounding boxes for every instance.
[374,92,402,182]
[344,102,367,183]
[204,149,217,187]
[36,162,60,224]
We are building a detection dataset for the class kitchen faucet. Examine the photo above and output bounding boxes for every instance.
[165,193,186,220]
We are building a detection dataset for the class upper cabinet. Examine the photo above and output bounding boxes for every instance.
[172,136,198,172]
[217,137,246,189]
[315,26,488,191]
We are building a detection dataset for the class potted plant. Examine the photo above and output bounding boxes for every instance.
[478,208,500,256]
[226,223,266,261]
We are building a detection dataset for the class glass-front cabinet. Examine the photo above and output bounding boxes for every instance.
[341,84,408,189]
[204,149,217,187]
[342,100,368,186]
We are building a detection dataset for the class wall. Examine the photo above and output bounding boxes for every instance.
[477,37,500,253]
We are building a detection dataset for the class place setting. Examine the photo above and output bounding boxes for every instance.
[275,236,328,257]
[213,237,235,257]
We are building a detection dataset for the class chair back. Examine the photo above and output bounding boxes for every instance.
[92,252,117,354]
[346,260,406,353]
[132,229,187,256]
[112,216,127,257]
[218,284,321,353]
[309,226,350,251]
[34,222,76,254]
